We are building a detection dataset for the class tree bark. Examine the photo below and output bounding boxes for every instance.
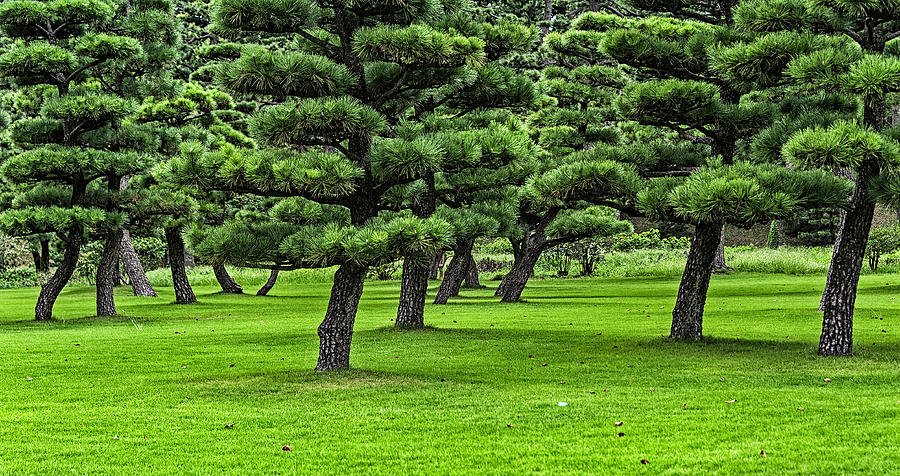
[316,262,367,371]
[713,225,731,271]
[433,239,475,305]
[257,269,279,296]
[31,238,51,272]
[497,246,543,303]
[165,226,197,304]
[818,164,878,356]
[396,256,429,328]
[462,254,480,288]
[96,229,123,316]
[213,262,243,294]
[35,227,82,320]
[120,230,158,297]
[427,252,444,279]
[670,222,722,341]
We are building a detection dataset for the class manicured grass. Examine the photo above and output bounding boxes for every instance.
[1,272,899,474]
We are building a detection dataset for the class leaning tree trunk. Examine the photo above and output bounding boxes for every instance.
[670,222,722,341]
[462,254,480,288]
[497,246,544,303]
[818,165,878,356]
[396,256,429,328]
[31,238,50,272]
[165,226,196,304]
[316,262,367,371]
[713,225,730,271]
[120,230,158,297]
[257,269,279,296]
[213,263,243,294]
[35,227,83,320]
[434,239,475,305]
[96,229,124,316]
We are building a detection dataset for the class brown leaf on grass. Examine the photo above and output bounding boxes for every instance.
[282,445,292,451]
[617,432,625,437]
[640,459,649,465]
[760,451,767,458]
[823,378,831,382]
[528,355,534,358]
[725,399,736,403]
[506,424,514,428]
[541,363,548,367]
[224,423,234,429]
[797,407,804,411]
[229,364,235,368]
[25,377,33,381]
[603,388,610,392]
[614,422,623,426]
[682,403,687,408]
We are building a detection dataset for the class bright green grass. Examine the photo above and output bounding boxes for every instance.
[1,273,899,474]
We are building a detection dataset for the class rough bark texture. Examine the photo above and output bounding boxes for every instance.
[396,256,428,328]
[213,263,243,294]
[713,225,730,271]
[433,239,475,305]
[96,229,124,316]
[462,254,480,288]
[35,227,82,320]
[316,262,367,371]
[497,247,543,303]
[670,222,722,341]
[121,230,158,297]
[427,252,445,279]
[257,269,279,296]
[818,164,878,356]
[31,238,51,272]
[165,226,197,304]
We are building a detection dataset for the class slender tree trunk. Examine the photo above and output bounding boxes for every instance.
[497,246,543,303]
[670,222,722,341]
[818,165,878,356]
[434,239,475,305]
[316,262,367,371]
[31,250,42,272]
[257,269,279,296]
[32,238,51,272]
[35,227,82,320]
[96,229,123,316]
[462,254,480,288]
[714,225,730,271]
[165,226,196,304]
[427,252,444,279]
[213,263,243,294]
[396,256,428,328]
[121,230,158,297]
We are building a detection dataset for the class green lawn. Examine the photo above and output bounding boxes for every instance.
[1,273,898,474]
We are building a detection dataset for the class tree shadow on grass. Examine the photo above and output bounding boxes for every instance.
[188,367,430,397]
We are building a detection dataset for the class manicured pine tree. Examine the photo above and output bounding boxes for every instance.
[716,0,900,355]
[0,0,179,318]
[168,0,496,370]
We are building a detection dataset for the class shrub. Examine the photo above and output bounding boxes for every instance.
[612,229,690,252]
[0,266,44,288]
[132,236,167,270]
[0,235,32,271]
[866,226,900,271]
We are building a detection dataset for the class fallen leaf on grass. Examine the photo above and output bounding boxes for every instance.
[797,407,804,411]
[823,378,831,382]
[640,459,649,465]
[229,364,235,368]
[760,451,767,458]
[224,423,234,429]
[282,445,292,452]
[725,399,736,404]
[614,422,623,426]
[25,377,33,381]
[506,424,514,428]
[617,433,625,437]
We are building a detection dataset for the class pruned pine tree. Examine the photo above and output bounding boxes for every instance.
[0,0,179,318]
[637,163,850,339]
[386,16,538,325]
[719,0,900,355]
[167,0,501,370]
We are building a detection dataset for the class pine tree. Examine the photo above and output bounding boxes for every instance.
[715,0,900,355]
[167,0,505,370]
[0,0,180,318]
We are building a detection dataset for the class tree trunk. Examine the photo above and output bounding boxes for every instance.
[316,262,367,371]
[165,226,197,304]
[427,252,445,279]
[714,225,730,271]
[213,263,243,294]
[32,238,51,272]
[818,165,878,356]
[396,256,429,328]
[434,239,475,305]
[670,222,722,341]
[257,269,279,296]
[462,254,480,288]
[497,246,543,303]
[121,230,158,297]
[35,227,82,320]
[96,229,123,316]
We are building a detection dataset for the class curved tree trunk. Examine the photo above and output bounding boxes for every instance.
[257,269,279,296]
[434,239,475,305]
[713,225,730,271]
[818,166,878,356]
[96,229,124,316]
[165,226,196,304]
[396,256,429,328]
[213,263,243,294]
[497,247,543,303]
[121,230,158,297]
[462,254,480,288]
[316,262,367,371]
[670,222,722,341]
[35,227,82,320]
